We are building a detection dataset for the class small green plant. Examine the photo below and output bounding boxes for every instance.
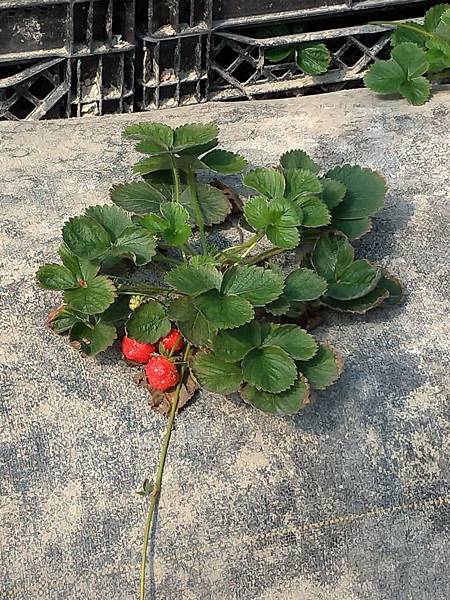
[365,4,450,105]
[36,122,402,598]
[255,24,331,75]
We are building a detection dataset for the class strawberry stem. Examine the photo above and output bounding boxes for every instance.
[139,343,191,600]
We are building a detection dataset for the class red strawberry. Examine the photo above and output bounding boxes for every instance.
[122,336,155,364]
[145,355,179,391]
[160,328,185,353]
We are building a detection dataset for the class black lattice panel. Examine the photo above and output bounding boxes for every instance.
[136,0,212,36]
[70,48,135,116]
[209,24,392,100]
[0,57,70,120]
[138,33,209,109]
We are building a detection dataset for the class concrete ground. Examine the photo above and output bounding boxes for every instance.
[1,88,449,600]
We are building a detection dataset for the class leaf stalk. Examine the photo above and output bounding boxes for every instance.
[139,343,191,600]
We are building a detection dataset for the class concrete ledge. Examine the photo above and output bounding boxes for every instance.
[1,88,450,599]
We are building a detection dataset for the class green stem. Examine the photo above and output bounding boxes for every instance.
[369,20,434,38]
[243,247,284,266]
[153,252,183,266]
[239,232,264,260]
[186,171,207,255]
[139,344,191,600]
[170,157,181,203]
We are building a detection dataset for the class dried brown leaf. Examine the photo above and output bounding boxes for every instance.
[210,178,244,214]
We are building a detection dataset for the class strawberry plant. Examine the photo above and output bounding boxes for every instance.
[365,4,450,105]
[37,121,402,599]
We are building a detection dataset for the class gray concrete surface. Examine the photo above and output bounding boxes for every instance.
[1,88,450,600]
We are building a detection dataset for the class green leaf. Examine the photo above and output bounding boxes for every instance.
[193,290,254,330]
[435,8,450,42]
[265,297,291,316]
[392,42,429,78]
[399,77,431,106]
[243,168,285,199]
[391,22,427,47]
[173,155,207,172]
[173,123,219,152]
[311,232,354,282]
[201,150,248,174]
[180,183,231,226]
[126,301,171,343]
[160,203,192,246]
[50,307,85,333]
[58,243,99,281]
[266,46,295,62]
[364,60,405,94]
[168,296,217,346]
[280,149,320,174]
[240,376,310,415]
[112,226,157,266]
[298,197,331,227]
[320,177,347,210]
[364,42,430,104]
[378,268,403,306]
[266,224,300,249]
[165,263,222,296]
[285,169,322,201]
[141,203,192,247]
[210,321,261,362]
[133,154,173,175]
[332,218,372,240]
[262,324,317,361]
[284,268,328,302]
[70,322,117,356]
[271,198,303,225]
[255,25,294,62]
[426,38,450,73]
[244,196,271,230]
[298,343,343,390]
[178,139,219,157]
[424,4,450,32]
[101,295,131,324]
[64,275,116,314]
[242,346,297,393]
[191,351,242,394]
[326,260,381,300]
[321,287,389,313]
[85,205,132,241]
[296,43,331,74]
[110,182,167,215]
[37,264,78,290]
[63,216,111,260]
[326,165,386,220]
[221,265,284,306]
[122,122,173,151]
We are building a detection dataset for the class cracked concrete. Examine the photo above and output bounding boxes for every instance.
[1,88,450,599]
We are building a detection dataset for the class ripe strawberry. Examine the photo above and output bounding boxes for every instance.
[145,355,179,391]
[122,336,155,364]
[160,328,185,353]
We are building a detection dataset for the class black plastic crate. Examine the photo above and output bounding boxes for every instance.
[137,32,209,109]
[208,22,393,100]
[70,47,135,116]
[0,0,135,60]
[135,0,426,36]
